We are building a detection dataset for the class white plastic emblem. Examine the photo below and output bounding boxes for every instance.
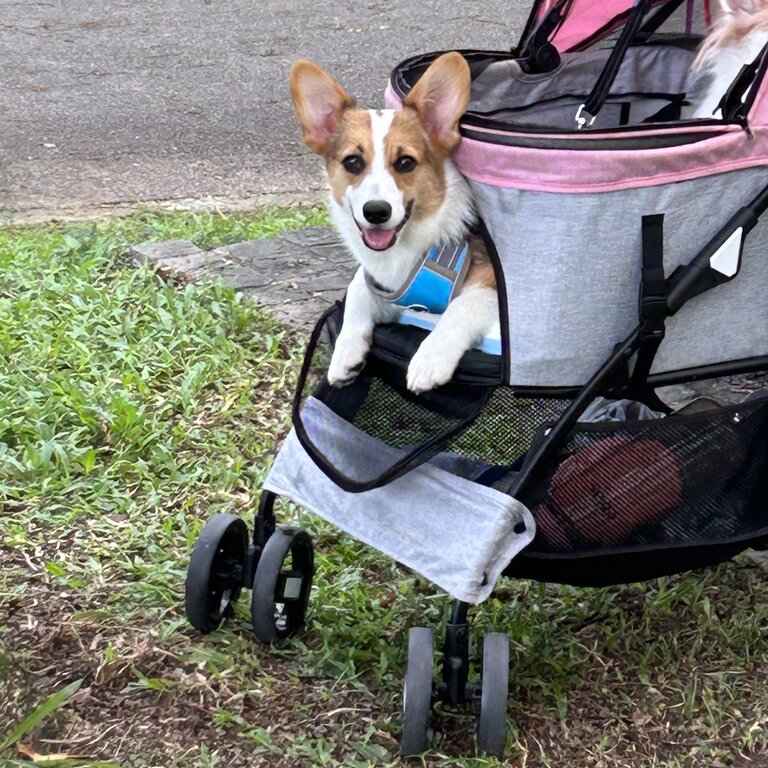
[709,227,743,277]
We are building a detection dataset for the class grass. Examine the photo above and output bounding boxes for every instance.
[1,207,768,767]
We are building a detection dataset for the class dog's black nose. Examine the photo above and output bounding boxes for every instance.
[362,200,392,225]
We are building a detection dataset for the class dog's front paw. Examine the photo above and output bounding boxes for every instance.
[327,337,370,387]
[407,339,461,394]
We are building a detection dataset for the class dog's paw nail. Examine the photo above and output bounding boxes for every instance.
[407,352,456,393]
[408,376,442,394]
[328,368,363,387]
[327,342,369,388]
[328,366,362,386]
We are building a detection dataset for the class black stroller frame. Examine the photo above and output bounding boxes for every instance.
[185,0,768,758]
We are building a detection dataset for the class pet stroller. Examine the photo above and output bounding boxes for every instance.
[184,0,768,757]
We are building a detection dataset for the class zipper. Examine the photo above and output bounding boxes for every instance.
[392,49,736,138]
[459,125,730,150]
[460,110,731,136]
[392,41,760,141]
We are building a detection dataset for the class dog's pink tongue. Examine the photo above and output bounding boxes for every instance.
[363,228,396,250]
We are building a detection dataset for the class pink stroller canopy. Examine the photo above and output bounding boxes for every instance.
[527,0,705,52]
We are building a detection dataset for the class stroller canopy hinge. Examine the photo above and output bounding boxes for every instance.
[518,0,568,73]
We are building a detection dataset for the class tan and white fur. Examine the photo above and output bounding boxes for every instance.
[290,53,497,394]
[688,0,768,118]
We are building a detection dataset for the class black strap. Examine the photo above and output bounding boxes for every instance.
[632,213,667,385]
[639,0,688,36]
[577,0,652,128]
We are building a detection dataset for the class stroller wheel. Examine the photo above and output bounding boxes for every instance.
[185,513,248,634]
[251,527,314,644]
[477,632,509,757]
[400,627,434,758]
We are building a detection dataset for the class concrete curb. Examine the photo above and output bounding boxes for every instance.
[129,227,353,328]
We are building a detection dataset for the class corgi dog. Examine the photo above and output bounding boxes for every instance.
[689,0,768,118]
[290,53,498,394]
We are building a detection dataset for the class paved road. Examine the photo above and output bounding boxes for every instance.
[0,0,527,220]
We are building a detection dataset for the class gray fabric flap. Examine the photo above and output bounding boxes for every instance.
[264,398,535,604]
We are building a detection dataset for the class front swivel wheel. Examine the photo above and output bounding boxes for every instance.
[185,513,248,633]
[251,527,314,644]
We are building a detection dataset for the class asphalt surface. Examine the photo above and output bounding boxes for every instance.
[0,0,528,220]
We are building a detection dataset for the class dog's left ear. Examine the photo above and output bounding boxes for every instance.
[405,52,471,155]
[291,60,355,154]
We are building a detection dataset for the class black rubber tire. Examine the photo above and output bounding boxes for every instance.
[251,527,314,644]
[400,627,434,758]
[477,632,509,757]
[185,513,248,634]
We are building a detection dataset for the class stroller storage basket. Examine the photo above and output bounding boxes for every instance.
[521,393,768,556]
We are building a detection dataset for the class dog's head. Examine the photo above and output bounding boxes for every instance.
[290,53,471,253]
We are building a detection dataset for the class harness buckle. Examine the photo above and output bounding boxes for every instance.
[638,295,667,342]
[575,104,596,130]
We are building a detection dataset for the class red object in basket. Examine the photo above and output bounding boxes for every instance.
[536,436,684,551]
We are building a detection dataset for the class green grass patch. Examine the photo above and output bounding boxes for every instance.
[1,206,768,768]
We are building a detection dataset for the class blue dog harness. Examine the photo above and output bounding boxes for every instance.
[364,239,471,315]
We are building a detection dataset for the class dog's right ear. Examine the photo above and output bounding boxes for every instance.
[290,60,354,155]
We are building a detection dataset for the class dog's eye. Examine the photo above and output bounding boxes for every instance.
[394,155,417,173]
[342,155,365,175]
